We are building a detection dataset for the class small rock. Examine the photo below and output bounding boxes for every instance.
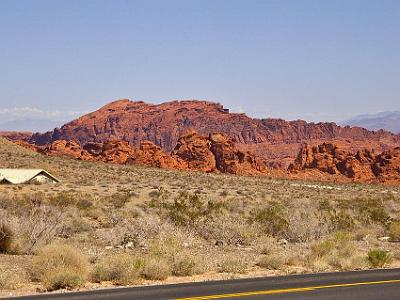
[125,241,134,249]
[378,236,391,242]
[105,246,113,250]
[278,239,288,245]
[215,240,224,247]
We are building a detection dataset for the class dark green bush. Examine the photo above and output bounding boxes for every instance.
[158,192,224,227]
[367,249,392,268]
[249,202,289,237]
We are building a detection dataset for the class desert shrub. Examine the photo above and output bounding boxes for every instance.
[49,192,78,207]
[148,232,186,258]
[351,198,390,226]
[91,254,143,285]
[107,193,131,209]
[257,236,278,255]
[258,254,285,270]
[31,243,89,291]
[76,199,94,210]
[14,198,66,254]
[155,192,224,227]
[328,255,367,271]
[171,252,199,277]
[388,221,400,241]
[198,216,258,246]
[0,266,17,290]
[367,249,392,268]
[312,232,354,258]
[393,250,400,260]
[0,223,13,253]
[218,256,247,274]
[142,256,171,280]
[249,202,289,237]
[330,211,355,231]
[61,216,92,237]
[286,207,329,242]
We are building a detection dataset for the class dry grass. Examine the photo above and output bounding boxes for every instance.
[141,257,172,280]
[0,266,17,290]
[30,243,89,291]
[1,137,400,295]
[91,254,143,285]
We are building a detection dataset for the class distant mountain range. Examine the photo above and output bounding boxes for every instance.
[341,111,400,134]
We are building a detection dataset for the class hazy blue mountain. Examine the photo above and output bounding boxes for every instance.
[340,111,400,134]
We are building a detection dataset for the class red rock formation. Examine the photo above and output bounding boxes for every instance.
[129,141,187,169]
[208,133,265,175]
[171,131,266,175]
[29,99,400,166]
[289,143,400,183]
[371,147,400,184]
[172,131,217,172]
[0,131,32,142]
[39,140,88,160]
[22,131,266,175]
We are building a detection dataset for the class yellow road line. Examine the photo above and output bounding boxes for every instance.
[175,279,400,300]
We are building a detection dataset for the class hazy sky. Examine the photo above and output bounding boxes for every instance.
[0,0,399,127]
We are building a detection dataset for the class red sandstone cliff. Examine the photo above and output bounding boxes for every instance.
[29,99,400,167]
[28,131,267,175]
[289,143,400,184]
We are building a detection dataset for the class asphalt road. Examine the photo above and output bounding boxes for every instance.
[11,268,400,300]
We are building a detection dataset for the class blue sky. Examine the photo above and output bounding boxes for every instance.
[0,0,399,130]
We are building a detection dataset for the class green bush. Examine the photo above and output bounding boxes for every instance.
[0,223,13,254]
[158,192,224,227]
[367,249,392,268]
[352,198,390,225]
[310,232,355,260]
[249,202,289,237]
[31,243,89,291]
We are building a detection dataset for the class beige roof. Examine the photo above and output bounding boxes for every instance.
[0,169,59,184]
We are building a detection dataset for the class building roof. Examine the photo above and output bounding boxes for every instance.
[0,169,59,184]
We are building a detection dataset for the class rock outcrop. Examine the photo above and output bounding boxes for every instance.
[172,131,266,175]
[0,131,32,142]
[289,143,400,183]
[29,99,400,166]
[23,131,267,175]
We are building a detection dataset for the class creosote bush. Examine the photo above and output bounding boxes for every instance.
[152,191,224,227]
[311,232,354,259]
[30,243,89,291]
[249,202,289,237]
